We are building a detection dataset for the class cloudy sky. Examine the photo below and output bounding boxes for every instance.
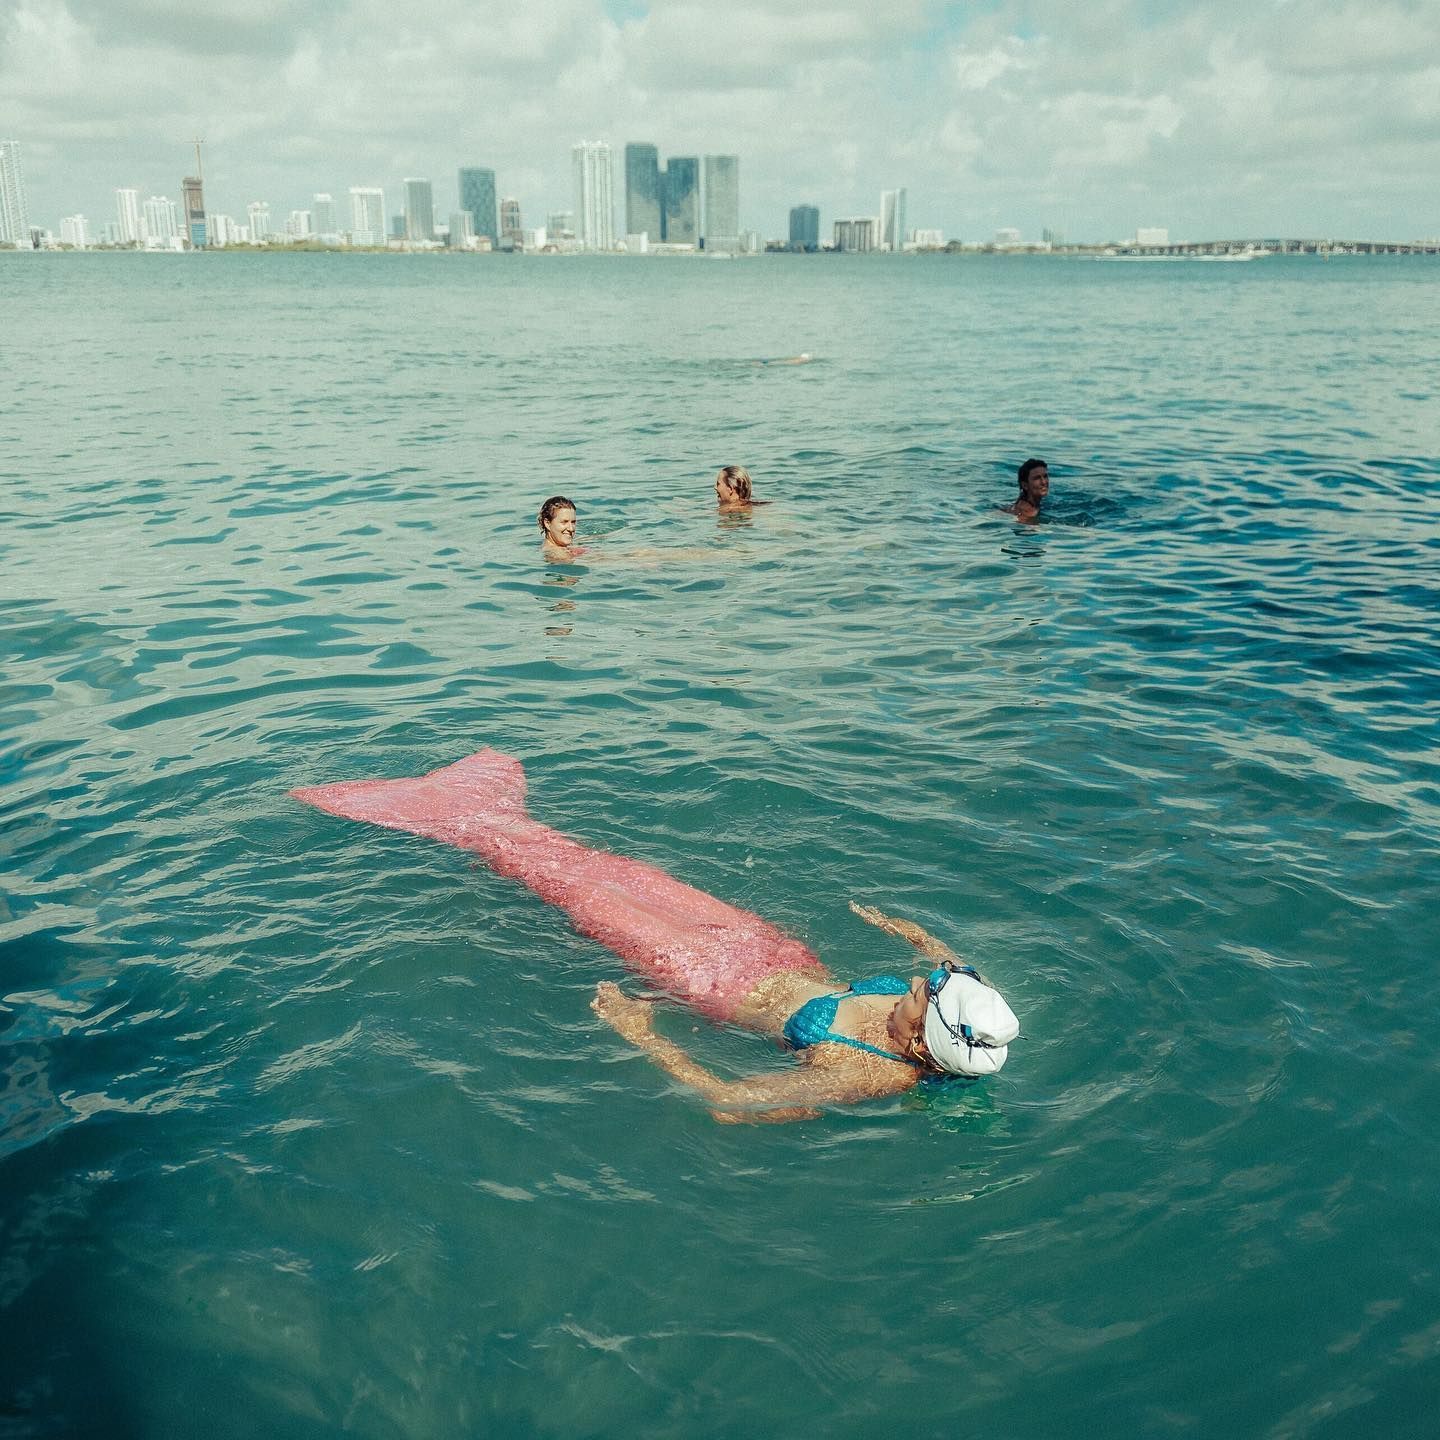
[3,0,1438,242]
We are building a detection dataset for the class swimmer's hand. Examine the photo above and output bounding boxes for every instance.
[592,981,656,1045]
[849,901,958,961]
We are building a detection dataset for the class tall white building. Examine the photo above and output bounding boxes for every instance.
[349,186,385,246]
[447,210,475,249]
[880,189,907,252]
[701,154,740,252]
[572,140,615,251]
[143,194,180,243]
[60,215,89,249]
[115,188,141,245]
[312,193,336,234]
[287,210,313,240]
[247,201,272,241]
[208,213,237,247]
[833,217,877,253]
[403,178,435,241]
[0,139,30,246]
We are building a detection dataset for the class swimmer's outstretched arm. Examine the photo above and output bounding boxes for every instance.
[591,982,906,1124]
[849,901,960,963]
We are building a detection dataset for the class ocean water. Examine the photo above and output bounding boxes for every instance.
[2,250,1438,1439]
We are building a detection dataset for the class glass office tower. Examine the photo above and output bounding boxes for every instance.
[701,155,739,251]
[458,167,498,243]
[789,205,820,251]
[625,143,662,242]
[662,156,698,246]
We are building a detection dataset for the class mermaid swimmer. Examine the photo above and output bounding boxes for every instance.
[292,748,1019,1124]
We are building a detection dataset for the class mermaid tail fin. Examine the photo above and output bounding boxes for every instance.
[293,747,830,1019]
[291,747,529,848]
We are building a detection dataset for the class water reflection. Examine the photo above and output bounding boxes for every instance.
[541,572,578,638]
[716,507,757,532]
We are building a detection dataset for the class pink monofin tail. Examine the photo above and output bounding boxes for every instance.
[291,748,827,1019]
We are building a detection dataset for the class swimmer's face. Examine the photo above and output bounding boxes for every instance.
[716,474,741,504]
[886,976,929,1048]
[1020,465,1049,505]
[542,506,577,547]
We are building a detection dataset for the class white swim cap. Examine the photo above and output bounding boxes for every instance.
[923,968,1019,1076]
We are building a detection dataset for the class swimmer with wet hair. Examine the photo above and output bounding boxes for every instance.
[1002,458,1050,522]
[537,495,583,559]
[715,465,753,507]
[715,464,773,510]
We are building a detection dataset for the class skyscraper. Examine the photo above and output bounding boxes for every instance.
[662,156,698,245]
[0,140,30,247]
[458,167,497,243]
[179,140,207,248]
[116,188,141,245]
[143,195,180,243]
[448,211,475,249]
[572,141,615,251]
[833,217,877,252]
[499,197,522,249]
[60,215,89,249]
[404,178,435,241]
[880,188,907,252]
[182,174,206,247]
[701,155,739,251]
[789,205,819,251]
[349,186,385,246]
[625,143,661,242]
[313,194,336,234]
[247,201,272,241]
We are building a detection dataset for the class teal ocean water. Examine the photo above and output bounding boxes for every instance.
[2,251,1438,1438]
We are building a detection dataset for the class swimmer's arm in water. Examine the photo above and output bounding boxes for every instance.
[849,901,959,962]
[591,982,909,1123]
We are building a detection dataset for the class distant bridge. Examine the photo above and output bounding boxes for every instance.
[1109,238,1440,257]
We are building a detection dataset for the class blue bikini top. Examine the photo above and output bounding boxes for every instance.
[782,976,920,1067]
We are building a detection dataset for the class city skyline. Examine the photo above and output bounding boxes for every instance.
[5,134,943,253]
[2,1,1437,244]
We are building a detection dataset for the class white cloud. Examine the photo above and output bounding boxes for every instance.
[1275,2,1440,76]
[951,38,1034,93]
[1048,92,1184,170]
[3,0,1439,241]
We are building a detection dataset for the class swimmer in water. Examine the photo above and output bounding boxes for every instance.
[1001,458,1050,522]
[538,495,584,560]
[715,464,770,510]
[753,353,812,366]
[292,748,1020,1123]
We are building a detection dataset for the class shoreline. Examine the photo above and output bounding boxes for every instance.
[5,242,1439,259]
